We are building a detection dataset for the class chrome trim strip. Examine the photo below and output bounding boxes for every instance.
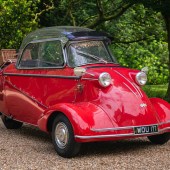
[16,66,65,70]
[75,125,170,140]
[82,78,98,80]
[114,70,143,98]
[91,124,158,132]
[75,133,134,139]
[159,127,170,133]
[132,82,143,98]
[159,120,170,125]
[3,73,80,79]
[5,80,48,109]
[30,38,62,44]
[75,132,160,139]
[123,82,138,98]
[85,65,123,69]
[91,126,132,132]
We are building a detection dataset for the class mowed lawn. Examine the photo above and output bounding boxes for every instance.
[143,84,168,100]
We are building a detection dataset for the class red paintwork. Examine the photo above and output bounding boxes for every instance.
[0,62,170,143]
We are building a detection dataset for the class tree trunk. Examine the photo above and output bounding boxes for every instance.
[164,15,170,101]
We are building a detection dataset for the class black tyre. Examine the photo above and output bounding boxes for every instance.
[148,133,170,144]
[1,115,23,129]
[52,114,81,158]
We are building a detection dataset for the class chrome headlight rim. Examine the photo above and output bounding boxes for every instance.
[98,72,111,87]
[135,71,147,86]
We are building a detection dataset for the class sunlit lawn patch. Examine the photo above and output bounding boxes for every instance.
[142,84,168,100]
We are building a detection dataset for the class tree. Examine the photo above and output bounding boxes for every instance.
[0,0,38,49]
[106,4,168,85]
[35,0,133,28]
[125,0,170,99]
[0,0,169,89]
[0,0,136,48]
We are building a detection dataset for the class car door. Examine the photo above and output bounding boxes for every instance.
[4,39,78,125]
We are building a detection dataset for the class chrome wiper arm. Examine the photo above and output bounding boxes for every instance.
[76,50,107,64]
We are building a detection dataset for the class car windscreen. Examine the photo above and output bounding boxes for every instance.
[67,41,115,67]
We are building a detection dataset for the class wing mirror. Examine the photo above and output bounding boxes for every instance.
[74,67,86,76]
[141,67,148,74]
[74,67,94,77]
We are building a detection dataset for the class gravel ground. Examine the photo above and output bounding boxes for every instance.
[0,120,170,170]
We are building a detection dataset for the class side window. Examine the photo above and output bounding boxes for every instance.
[39,40,64,67]
[19,43,39,67]
[19,40,64,68]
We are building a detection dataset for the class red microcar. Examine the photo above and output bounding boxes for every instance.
[0,26,170,158]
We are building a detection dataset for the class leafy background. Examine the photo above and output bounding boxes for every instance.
[0,0,169,86]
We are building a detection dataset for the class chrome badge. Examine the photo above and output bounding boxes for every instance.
[140,103,147,108]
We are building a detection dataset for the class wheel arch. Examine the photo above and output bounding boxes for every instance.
[46,111,63,133]
[37,103,89,135]
[150,97,170,122]
[37,102,112,137]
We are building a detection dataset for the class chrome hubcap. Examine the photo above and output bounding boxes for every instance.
[55,122,69,149]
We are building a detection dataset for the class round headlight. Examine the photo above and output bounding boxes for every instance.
[135,72,147,86]
[99,72,111,87]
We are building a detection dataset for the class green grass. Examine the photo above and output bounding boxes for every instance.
[142,84,168,99]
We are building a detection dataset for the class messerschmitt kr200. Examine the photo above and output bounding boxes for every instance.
[0,26,170,158]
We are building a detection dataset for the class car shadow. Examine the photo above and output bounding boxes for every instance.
[9,124,51,143]
[79,139,155,157]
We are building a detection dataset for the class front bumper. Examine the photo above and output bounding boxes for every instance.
[75,120,170,142]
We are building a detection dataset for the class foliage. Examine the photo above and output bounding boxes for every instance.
[143,84,168,100]
[34,1,169,85]
[35,0,132,28]
[107,4,168,84]
[111,41,169,85]
[0,0,169,86]
[0,0,38,49]
[126,0,170,15]
[126,0,170,99]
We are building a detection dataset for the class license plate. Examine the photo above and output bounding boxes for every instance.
[134,125,158,134]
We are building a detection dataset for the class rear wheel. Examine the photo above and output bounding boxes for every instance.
[52,114,81,158]
[1,115,23,129]
[148,133,170,144]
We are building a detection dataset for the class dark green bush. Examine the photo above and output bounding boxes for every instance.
[110,40,169,85]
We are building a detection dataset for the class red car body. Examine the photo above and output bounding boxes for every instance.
[0,26,170,158]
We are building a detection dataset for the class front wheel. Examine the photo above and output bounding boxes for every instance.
[1,115,23,129]
[148,133,170,145]
[52,114,81,158]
